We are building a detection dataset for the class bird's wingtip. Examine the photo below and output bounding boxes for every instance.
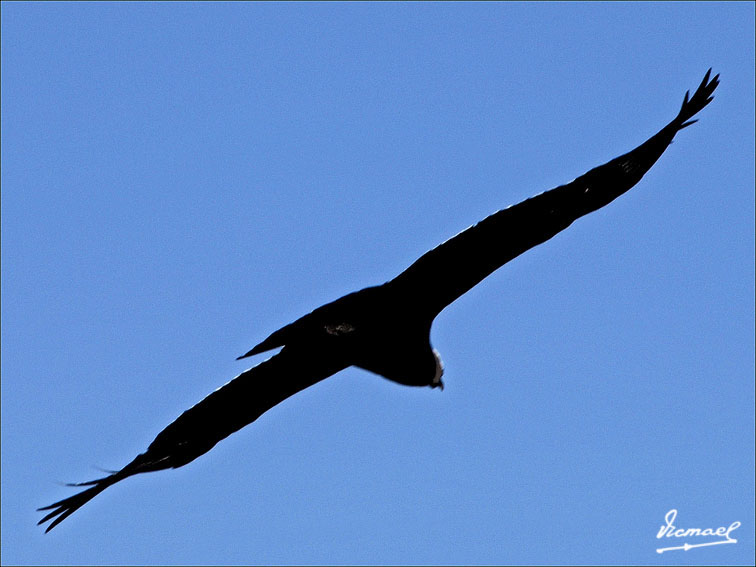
[673,68,719,129]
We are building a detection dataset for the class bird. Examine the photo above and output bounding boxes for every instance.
[39,69,719,532]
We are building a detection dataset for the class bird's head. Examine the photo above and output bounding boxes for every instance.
[431,348,444,390]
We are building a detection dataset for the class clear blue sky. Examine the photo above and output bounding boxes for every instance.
[2,3,754,565]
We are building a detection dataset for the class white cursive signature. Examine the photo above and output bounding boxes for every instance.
[656,509,740,553]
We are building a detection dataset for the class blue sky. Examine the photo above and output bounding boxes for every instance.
[2,3,754,565]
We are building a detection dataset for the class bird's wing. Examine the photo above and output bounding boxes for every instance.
[387,70,719,319]
[38,346,348,532]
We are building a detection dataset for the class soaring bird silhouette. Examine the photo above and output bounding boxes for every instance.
[39,70,719,532]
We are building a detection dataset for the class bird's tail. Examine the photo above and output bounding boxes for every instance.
[37,454,151,533]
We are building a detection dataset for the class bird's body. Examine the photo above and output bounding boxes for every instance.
[39,70,719,532]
